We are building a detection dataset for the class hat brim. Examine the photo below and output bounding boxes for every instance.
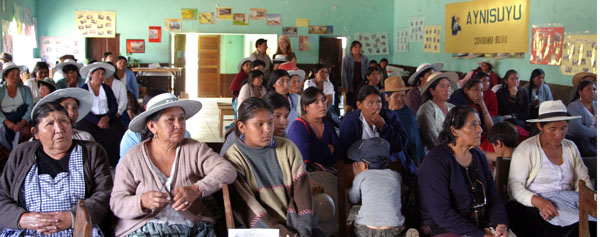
[37,80,56,91]
[526,115,581,123]
[407,63,443,85]
[129,100,202,133]
[287,69,306,80]
[80,63,115,79]
[237,57,251,72]
[420,72,459,96]
[478,60,492,68]
[33,88,93,123]
[0,65,24,79]
[56,61,83,73]
[572,73,596,87]
[381,87,411,92]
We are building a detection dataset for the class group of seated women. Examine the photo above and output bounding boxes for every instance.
[0,52,595,237]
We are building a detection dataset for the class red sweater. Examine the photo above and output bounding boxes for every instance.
[229,70,248,96]
[483,89,498,117]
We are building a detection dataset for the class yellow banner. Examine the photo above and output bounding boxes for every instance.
[445,0,529,53]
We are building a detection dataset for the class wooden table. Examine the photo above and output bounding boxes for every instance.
[217,102,235,137]
[131,67,183,97]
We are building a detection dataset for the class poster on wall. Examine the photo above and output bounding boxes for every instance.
[395,27,409,53]
[423,25,441,53]
[148,26,161,43]
[164,19,181,31]
[298,36,310,51]
[233,13,249,25]
[199,12,214,24]
[23,7,32,26]
[40,36,84,67]
[217,7,232,20]
[445,0,530,53]
[74,11,116,38]
[126,39,145,53]
[409,16,424,42]
[560,34,597,75]
[250,8,266,20]
[13,3,22,35]
[282,27,297,37]
[354,32,389,55]
[308,25,332,34]
[181,8,198,20]
[296,18,308,27]
[267,14,281,25]
[530,26,564,65]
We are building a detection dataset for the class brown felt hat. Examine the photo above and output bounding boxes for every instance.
[381,76,411,92]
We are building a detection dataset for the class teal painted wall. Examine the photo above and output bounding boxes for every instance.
[37,0,394,65]
[219,34,244,74]
[393,0,597,86]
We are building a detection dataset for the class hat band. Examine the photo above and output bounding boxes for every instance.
[148,98,178,110]
[538,111,568,120]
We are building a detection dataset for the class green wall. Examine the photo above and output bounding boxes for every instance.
[36,0,395,64]
[393,0,597,86]
[219,34,244,74]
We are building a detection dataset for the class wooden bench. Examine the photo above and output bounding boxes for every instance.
[217,102,235,137]
[579,180,597,237]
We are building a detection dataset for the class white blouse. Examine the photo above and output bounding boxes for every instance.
[528,151,574,194]
[304,79,336,105]
[1,89,23,113]
[88,84,109,115]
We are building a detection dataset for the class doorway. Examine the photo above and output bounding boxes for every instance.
[86,34,120,61]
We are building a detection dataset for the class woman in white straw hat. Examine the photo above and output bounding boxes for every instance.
[405,62,443,114]
[507,100,594,237]
[0,62,33,150]
[76,62,125,167]
[23,61,50,102]
[33,88,94,141]
[111,92,236,237]
[466,59,500,86]
[416,71,457,151]
[55,59,84,89]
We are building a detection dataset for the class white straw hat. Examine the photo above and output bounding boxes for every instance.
[129,93,202,132]
[408,62,443,86]
[79,62,115,79]
[33,88,93,123]
[55,59,83,73]
[526,100,581,123]
[420,71,459,96]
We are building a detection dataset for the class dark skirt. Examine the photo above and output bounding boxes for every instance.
[76,116,125,167]
[506,200,595,237]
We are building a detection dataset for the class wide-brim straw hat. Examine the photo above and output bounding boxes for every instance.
[37,77,57,91]
[237,57,251,72]
[0,52,12,62]
[526,100,581,123]
[55,59,83,73]
[273,54,288,63]
[382,76,411,92]
[79,62,115,79]
[572,72,596,87]
[408,62,443,85]
[287,69,306,80]
[478,59,493,68]
[33,88,93,123]
[0,62,26,79]
[420,71,458,96]
[129,93,202,133]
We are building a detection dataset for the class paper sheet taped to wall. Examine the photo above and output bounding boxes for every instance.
[74,11,116,38]
[560,34,597,75]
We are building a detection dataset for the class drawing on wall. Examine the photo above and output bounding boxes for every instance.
[250,8,266,20]
[296,18,308,27]
[560,34,597,75]
[164,19,181,31]
[233,13,249,25]
[148,26,161,43]
[181,8,198,20]
[75,11,116,38]
[217,7,232,20]
[423,25,441,53]
[530,26,564,65]
[199,12,214,24]
[395,27,409,52]
[40,36,84,68]
[299,36,310,51]
[354,32,389,55]
[282,27,297,37]
[409,16,425,42]
[267,14,281,25]
[308,25,332,34]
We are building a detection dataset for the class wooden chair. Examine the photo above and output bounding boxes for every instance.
[494,157,511,202]
[579,180,597,237]
[336,160,354,236]
[217,102,235,137]
[222,183,235,230]
[73,200,92,237]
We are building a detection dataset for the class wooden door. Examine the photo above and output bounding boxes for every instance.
[197,35,220,97]
[319,37,343,87]
[86,34,120,61]
[173,34,186,94]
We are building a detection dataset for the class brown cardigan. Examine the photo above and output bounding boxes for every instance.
[0,139,113,229]
[110,138,236,236]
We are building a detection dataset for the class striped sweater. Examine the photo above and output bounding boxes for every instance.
[224,136,313,237]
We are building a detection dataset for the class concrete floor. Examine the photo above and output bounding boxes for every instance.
[185,97,233,143]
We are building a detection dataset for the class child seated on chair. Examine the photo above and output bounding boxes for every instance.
[347,137,410,237]
[488,122,518,160]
